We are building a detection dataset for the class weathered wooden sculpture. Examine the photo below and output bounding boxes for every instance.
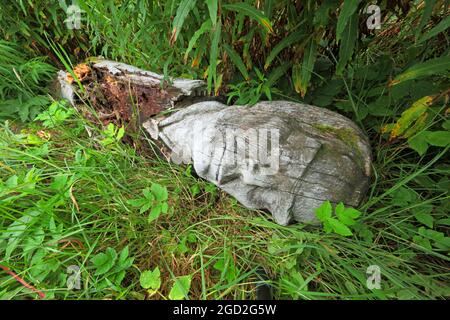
[59,59,372,225]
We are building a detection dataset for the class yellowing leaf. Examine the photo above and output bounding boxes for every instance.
[292,63,301,94]
[389,96,433,140]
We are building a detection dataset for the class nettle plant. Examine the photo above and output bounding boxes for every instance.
[314,201,362,237]
[127,183,169,223]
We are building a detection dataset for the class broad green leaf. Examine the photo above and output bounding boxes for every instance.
[390,96,432,139]
[139,201,152,213]
[337,206,361,226]
[424,131,450,147]
[336,14,358,75]
[418,15,450,44]
[184,20,211,63]
[224,44,249,80]
[264,31,305,70]
[408,131,429,156]
[170,0,198,45]
[151,183,168,201]
[223,3,273,33]
[50,174,68,191]
[335,202,345,216]
[336,0,361,42]
[118,246,130,264]
[91,247,117,276]
[140,267,161,290]
[143,188,155,201]
[437,218,450,226]
[169,275,192,300]
[413,235,432,250]
[442,120,450,130]
[343,207,361,219]
[148,205,162,223]
[390,56,450,86]
[414,211,434,229]
[328,218,353,236]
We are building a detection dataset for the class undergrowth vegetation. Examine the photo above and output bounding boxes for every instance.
[0,0,449,299]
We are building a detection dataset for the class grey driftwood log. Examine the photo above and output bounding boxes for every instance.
[58,59,372,225]
[144,101,372,225]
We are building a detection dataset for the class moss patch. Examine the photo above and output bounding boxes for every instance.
[313,124,366,172]
[313,124,359,149]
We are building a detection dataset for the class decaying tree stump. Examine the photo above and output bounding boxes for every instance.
[58,59,207,125]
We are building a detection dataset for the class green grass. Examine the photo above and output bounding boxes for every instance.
[0,100,448,299]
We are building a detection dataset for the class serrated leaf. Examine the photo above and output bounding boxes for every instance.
[336,206,361,226]
[413,235,432,250]
[315,200,332,221]
[148,205,162,223]
[336,0,361,42]
[414,211,434,229]
[408,131,429,156]
[118,246,129,264]
[335,202,345,216]
[140,267,161,290]
[116,126,125,141]
[328,218,353,236]
[424,131,450,147]
[151,183,168,201]
[169,275,192,300]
